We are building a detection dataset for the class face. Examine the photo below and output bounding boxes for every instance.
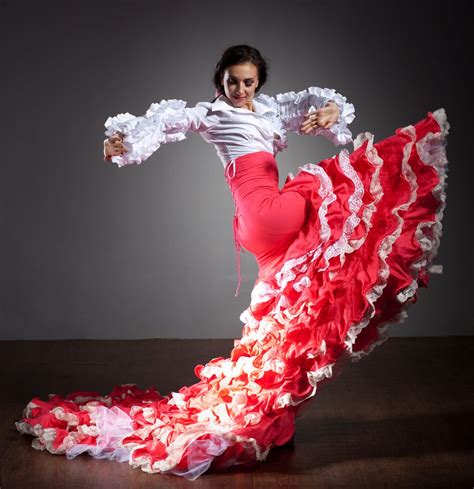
[221,62,259,108]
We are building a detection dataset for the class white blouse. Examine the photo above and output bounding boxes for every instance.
[103,86,356,169]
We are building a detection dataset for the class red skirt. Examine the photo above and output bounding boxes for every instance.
[15,109,449,480]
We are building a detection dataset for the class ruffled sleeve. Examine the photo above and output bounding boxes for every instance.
[103,100,213,167]
[275,86,355,146]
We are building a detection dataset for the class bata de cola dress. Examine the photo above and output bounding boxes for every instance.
[15,87,449,480]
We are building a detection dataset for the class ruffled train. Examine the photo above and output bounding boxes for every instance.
[15,109,449,480]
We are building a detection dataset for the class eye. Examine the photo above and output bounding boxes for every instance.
[227,79,254,86]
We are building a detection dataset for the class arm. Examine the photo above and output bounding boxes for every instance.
[103,100,213,167]
[275,86,355,145]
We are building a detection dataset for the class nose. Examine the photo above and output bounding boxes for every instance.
[236,82,246,95]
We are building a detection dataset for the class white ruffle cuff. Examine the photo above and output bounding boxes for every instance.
[275,86,355,146]
[104,99,191,167]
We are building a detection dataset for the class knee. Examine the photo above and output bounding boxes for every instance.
[277,191,307,231]
[259,191,308,235]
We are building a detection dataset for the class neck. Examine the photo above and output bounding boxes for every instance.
[223,95,254,112]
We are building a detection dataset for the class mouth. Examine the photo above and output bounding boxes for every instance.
[233,95,246,101]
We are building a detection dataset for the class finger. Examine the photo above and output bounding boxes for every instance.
[301,113,321,131]
[302,120,316,133]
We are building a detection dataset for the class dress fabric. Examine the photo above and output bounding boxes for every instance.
[15,85,449,480]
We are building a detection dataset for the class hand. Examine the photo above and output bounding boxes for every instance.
[300,101,340,134]
[103,132,128,161]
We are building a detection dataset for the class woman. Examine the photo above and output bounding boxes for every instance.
[15,45,449,480]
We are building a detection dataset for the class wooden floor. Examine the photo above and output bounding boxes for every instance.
[0,337,473,488]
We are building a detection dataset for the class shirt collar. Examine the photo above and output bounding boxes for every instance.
[210,94,273,116]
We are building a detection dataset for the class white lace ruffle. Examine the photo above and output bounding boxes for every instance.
[275,86,355,146]
[104,99,192,167]
[252,92,289,154]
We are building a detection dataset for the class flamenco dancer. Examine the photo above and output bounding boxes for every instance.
[15,45,449,480]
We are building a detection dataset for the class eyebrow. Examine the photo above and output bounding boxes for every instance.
[228,76,255,81]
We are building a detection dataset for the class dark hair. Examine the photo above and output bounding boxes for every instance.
[211,45,269,102]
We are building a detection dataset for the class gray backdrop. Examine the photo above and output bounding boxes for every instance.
[1,0,471,339]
